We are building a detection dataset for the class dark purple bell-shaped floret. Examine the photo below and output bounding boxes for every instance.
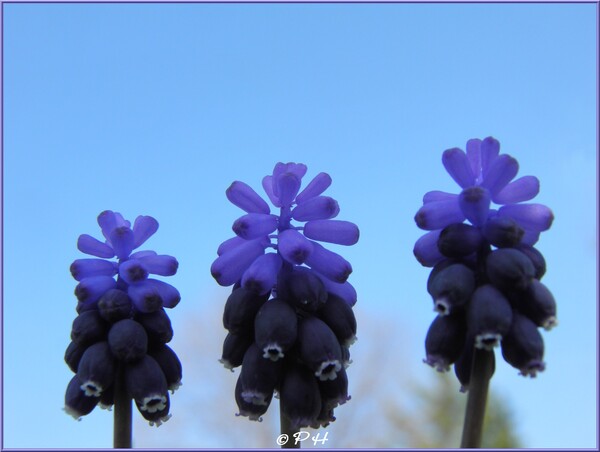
[512,279,557,330]
[136,391,171,427]
[65,341,88,373]
[97,288,133,323]
[454,337,496,393]
[234,374,271,422]
[149,344,183,393]
[318,366,350,412]
[482,215,524,248]
[437,223,484,258]
[254,298,298,361]
[220,331,254,370]
[514,243,547,280]
[427,263,476,315]
[108,319,148,363]
[280,362,322,430]
[77,341,116,397]
[468,284,513,350]
[298,316,343,381]
[317,293,357,347]
[424,312,466,372]
[75,276,118,312]
[135,309,174,345]
[64,375,99,419]
[223,287,269,334]
[501,312,545,377]
[125,355,169,416]
[239,343,283,407]
[71,310,108,346]
[277,266,328,312]
[486,248,535,292]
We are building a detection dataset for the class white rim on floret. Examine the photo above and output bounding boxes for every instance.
[262,343,285,361]
[423,355,451,372]
[241,389,270,406]
[543,316,558,331]
[315,360,342,381]
[475,332,503,350]
[149,413,172,427]
[140,394,167,413]
[434,297,451,316]
[80,380,103,397]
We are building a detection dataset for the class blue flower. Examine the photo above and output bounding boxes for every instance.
[211,163,359,305]
[213,163,359,429]
[415,138,556,384]
[65,210,182,426]
[414,137,554,267]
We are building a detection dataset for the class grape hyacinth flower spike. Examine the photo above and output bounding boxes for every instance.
[64,210,182,448]
[414,137,556,447]
[212,163,359,447]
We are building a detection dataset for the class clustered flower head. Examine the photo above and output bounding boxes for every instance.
[414,137,557,390]
[212,162,359,429]
[64,210,182,426]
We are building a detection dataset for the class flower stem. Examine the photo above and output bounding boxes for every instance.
[460,347,494,448]
[280,402,300,449]
[113,363,132,448]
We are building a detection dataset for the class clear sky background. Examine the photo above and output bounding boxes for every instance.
[2,2,597,449]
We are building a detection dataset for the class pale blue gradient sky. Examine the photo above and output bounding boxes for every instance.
[2,2,597,448]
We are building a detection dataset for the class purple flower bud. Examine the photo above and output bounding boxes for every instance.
[296,172,332,204]
[77,234,115,258]
[220,331,253,370]
[305,241,352,284]
[149,344,182,393]
[135,309,173,345]
[254,299,298,361]
[318,366,350,412]
[132,215,159,249]
[292,196,339,221]
[239,343,283,406]
[512,280,557,330]
[317,274,357,307]
[277,266,327,312]
[514,244,546,279]
[317,294,357,347]
[137,254,178,277]
[109,226,136,260]
[77,342,115,397]
[415,199,465,231]
[223,287,269,334]
[234,374,270,422]
[486,248,535,292]
[482,215,524,248]
[465,138,482,180]
[480,154,519,197]
[280,362,321,430]
[276,172,302,206]
[119,259,149,285]
[71,310,108,346]
[480,136,500,176]
[98,289,133,323]
[137,391,171,427]
[437,223,484,258]
[501,312,545,377]
[125,355,169,414]
[232,213,278,240]
[424,313,466,372]
[241,252,282,295]
[261,175,281,207]
[74,276,118,309]
[414,230,445,267]
[277,229,314,265]
[442,147,476,188]
[459,186,491,227]
[468,285,513,350]
[226,181,271,214]
[70,258,118,281]
[108,319,148,363]
[498,203,554,232]
[298,316,342,381]
[64,375,98,419]
[303,219,360,246]
[211,238,265,287]
[65,341,88,373]
[427,263,476,315]
[493,175,540,204]
[128,278,180,313]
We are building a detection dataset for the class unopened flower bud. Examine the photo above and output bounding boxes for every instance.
[486,248,535,292]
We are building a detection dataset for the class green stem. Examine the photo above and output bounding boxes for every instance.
[280,402,300,449]
[113,364,132,448]
[460,347,494,448]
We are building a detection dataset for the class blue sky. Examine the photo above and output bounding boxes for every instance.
[2,2,597,448]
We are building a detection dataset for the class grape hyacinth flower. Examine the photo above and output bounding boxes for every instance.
[64,211,182,447]
[212,163,358,439]
[414,137,556,447]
